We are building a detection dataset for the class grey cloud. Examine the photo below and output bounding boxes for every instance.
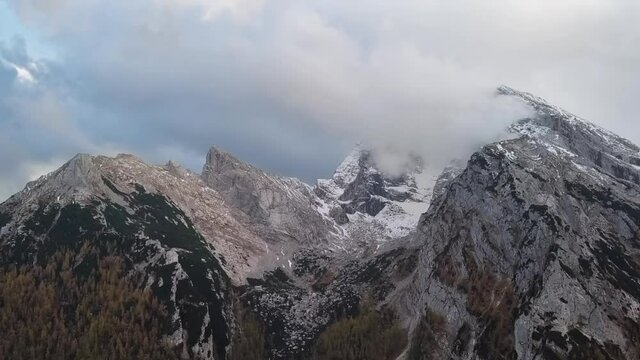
[1,0,639,201]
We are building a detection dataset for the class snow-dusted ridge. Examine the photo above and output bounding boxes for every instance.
[314,147,442,251]
[499,85,640,153]
[498,85,640,187]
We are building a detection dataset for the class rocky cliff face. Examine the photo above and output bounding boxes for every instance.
[315,146,442,251]
[1,86,638,360]
[201,145,438,262]
[395,86,640,360]
[0,154,259,358]
[202,147,339,248]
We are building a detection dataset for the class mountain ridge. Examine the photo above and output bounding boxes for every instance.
[1,86,639,359]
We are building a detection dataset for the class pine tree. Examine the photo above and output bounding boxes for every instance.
[0,243,177,360]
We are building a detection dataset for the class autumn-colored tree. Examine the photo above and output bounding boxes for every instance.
[0,245,177,360]
[311,305,407,360]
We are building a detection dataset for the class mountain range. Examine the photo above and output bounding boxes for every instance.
[0,87,638,359]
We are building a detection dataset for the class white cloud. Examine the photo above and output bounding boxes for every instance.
[0,57,36,84]
[164,0,265,22]
[13,63,35,83]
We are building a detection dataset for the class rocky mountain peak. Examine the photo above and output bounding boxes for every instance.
[314,145,442,248]
[498,86,640,186]
[499,85,638,150]
[2,153,101,207]
[331,145,365,187]
[44,152,95,190]
[163,159,193,179]
[393,86,640,360]
[202,145,339,252]
[204,146,250,174]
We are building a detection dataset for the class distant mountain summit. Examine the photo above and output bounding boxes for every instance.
[0,87,638,359]
[315,146,444,248]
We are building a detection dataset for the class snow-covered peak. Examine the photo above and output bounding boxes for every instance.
[497,85,554,108]
[314,146,445,249]
[499,86,637,152]
[498,85,573,118]
[332,145,364,187]
[498,86,640,185]
[498,85,598,131]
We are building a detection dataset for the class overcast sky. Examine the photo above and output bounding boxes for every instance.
[1,0,639,201]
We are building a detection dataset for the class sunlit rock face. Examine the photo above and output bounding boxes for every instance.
[0,154,238,359]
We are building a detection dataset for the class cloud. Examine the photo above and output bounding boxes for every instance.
[1,0,639,201]
[250,8,534,167]
[0,36,128,200]
[165,0,265,22]
[0,58,36,84]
